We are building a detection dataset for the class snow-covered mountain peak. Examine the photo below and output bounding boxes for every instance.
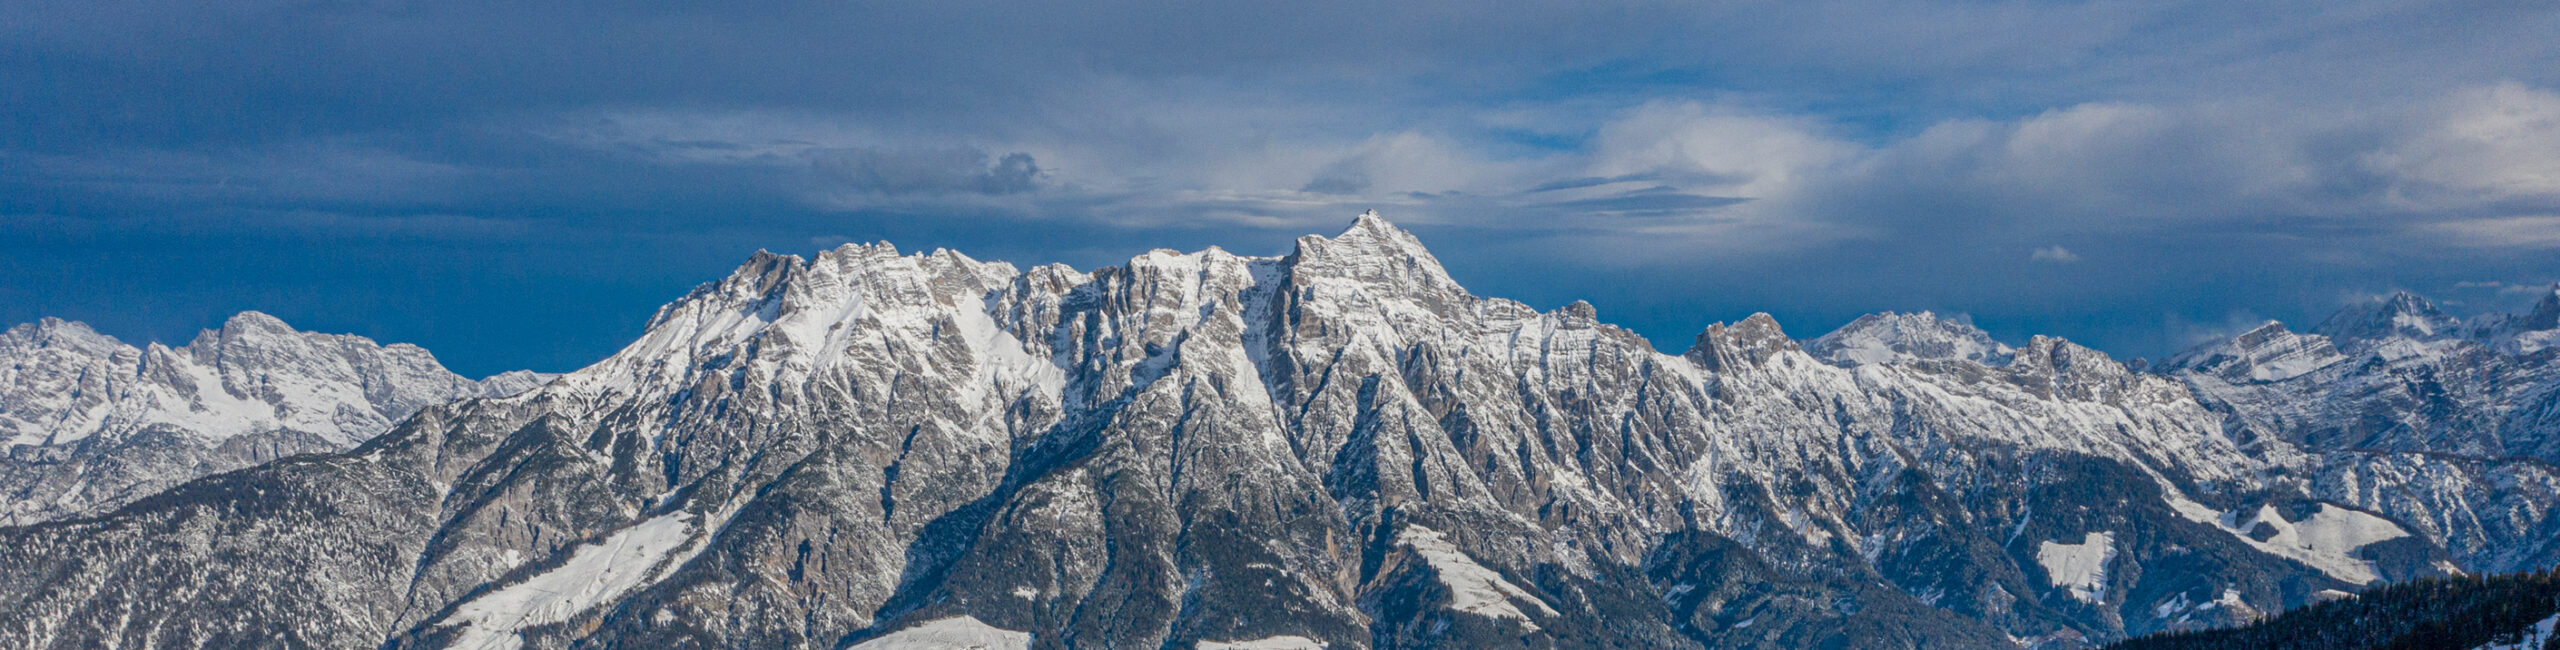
[2003,335,2149,402]
[1804,310,2015,367]
[183,311,454,379]
[574,241,1046,406]
[1288,212,1468,306]
[2167,320,2346,383]
[0,312,537,524]
[1685,313,1800,372]
[212,310,295,337]
[2315,291,2461,345]
[3,316,126,356]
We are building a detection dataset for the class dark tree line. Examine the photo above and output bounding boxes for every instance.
[2107,569,2560,650]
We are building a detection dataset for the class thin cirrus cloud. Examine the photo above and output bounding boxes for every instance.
[2,1,2559,375]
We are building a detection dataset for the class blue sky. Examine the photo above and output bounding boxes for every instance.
[6,1,2559,376]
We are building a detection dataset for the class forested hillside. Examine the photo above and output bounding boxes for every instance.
[2108,571,2560,650]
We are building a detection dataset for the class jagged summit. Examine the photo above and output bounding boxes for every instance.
[2524,283,2560,331]
[2168,285,2560,468]
[0,311,543,525]
[2,316,125,355]
[2314,290,2461,344]
[603,211,1471,394]
[1685,313,1799,372]
[215,309,296,334]
[1805,310,2015,367]
[2165,286,2560,364]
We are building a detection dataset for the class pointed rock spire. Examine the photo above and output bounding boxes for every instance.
[2313,291,2460,343]
[1284,211,1472,313]
[1305,210,1444,267]
[2523,283,2560,331]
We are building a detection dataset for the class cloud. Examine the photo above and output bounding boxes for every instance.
[2030,246,2080,263]
[7,1,2560,374]
[2362,82,2560,208]
[1583,102,1858,200]
[2425,215,2560,248]
[807,147,1041,197]
[532,82,2560,266]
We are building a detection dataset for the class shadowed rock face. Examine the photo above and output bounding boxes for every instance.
[0,312,547,525]
[0,213,2554,650]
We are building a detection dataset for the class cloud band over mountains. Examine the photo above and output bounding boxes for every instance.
[4,0,2557,374]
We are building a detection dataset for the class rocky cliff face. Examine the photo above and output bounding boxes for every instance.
[0,312,546,525]
[0,215,2552,650]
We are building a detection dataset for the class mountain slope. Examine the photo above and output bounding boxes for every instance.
[0,214,2551,649]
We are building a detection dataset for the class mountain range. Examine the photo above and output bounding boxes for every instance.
[0,213,2554,649]
[0,312,547,526]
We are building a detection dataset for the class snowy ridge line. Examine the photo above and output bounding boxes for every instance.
[0,214,2557,649]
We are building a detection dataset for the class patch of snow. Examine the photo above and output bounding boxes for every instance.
[1011,586,1037,600]
[2394,311,2440,336]
[2162,492,2408,585]
[2502,329,2558,355]
[2036,531,2116,604]
[851,616,1032,650]
[2233,504,2409,585]
[2203,588,2254,618]
[434,512,698,650]
[1196,636,1328,649]
[1662,583,1695,601]
[2154,592,2192,620]
[2163,491,2225,526]
[1395,526,1559,630]
[955,293,1067,404]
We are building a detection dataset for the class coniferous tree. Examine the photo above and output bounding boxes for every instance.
[2108,570,2560,650]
